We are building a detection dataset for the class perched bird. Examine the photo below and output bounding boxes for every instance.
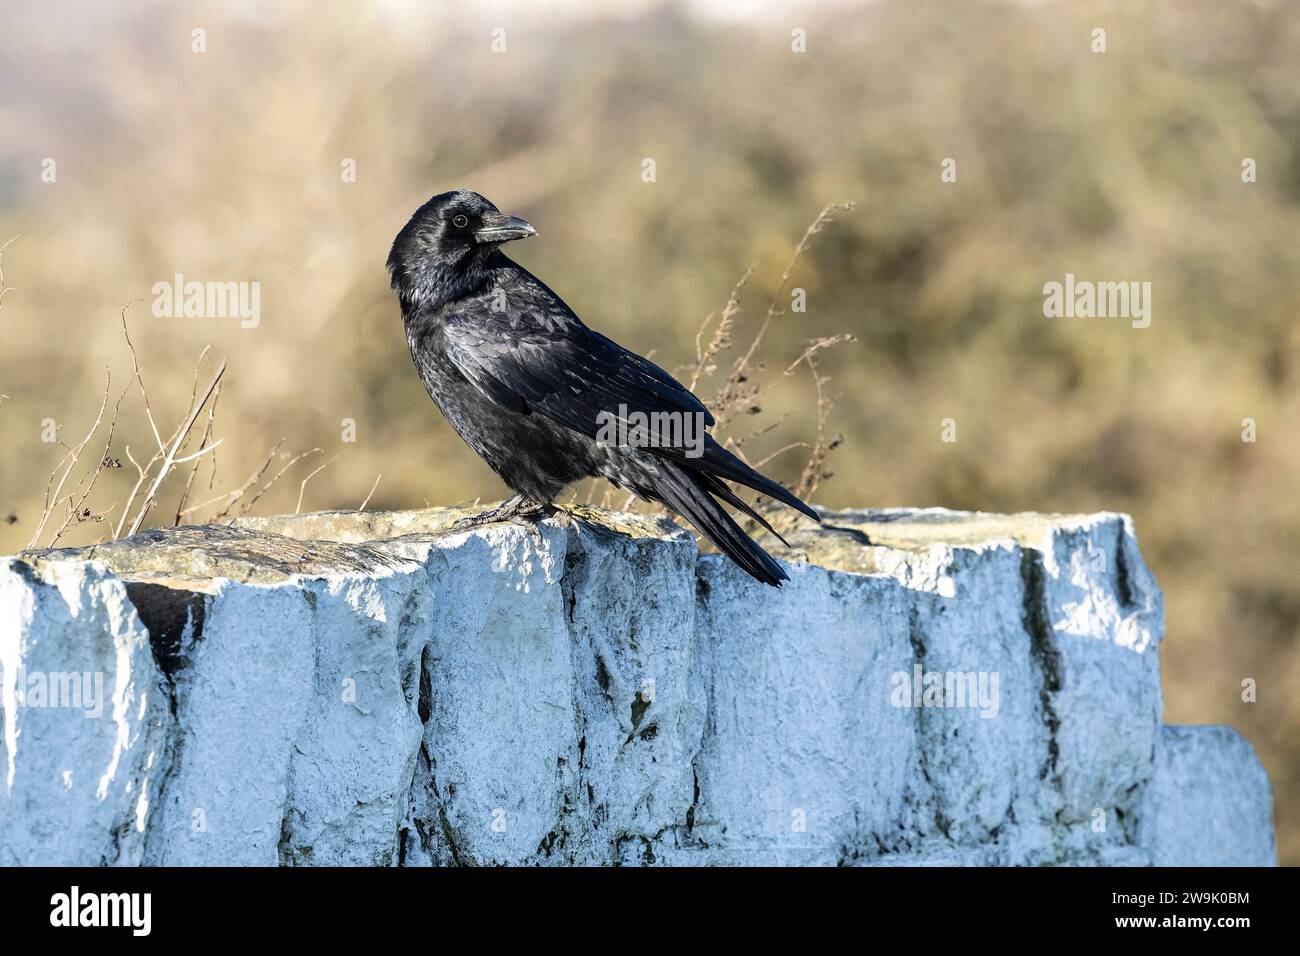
[387,189,818,586]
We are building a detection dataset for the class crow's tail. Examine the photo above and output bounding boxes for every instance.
[686,436,820,522]
[654,462,790,587]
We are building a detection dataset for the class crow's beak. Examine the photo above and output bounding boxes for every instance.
[474,214,538,245]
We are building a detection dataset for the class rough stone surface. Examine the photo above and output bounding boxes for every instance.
[0,558,169,865]
[0,506,1276,866]
[1146,725,1276,867]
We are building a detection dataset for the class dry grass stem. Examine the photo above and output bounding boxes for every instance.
[173,380,221,525]
[0,236,17,313]
[231,447,323,519]
[29,371,112,549]
[295,455,339,514]
[357,473,382,511]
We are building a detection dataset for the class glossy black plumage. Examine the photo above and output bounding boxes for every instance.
[388,189,818,586]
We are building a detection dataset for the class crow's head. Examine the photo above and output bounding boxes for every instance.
[388,189,536,304]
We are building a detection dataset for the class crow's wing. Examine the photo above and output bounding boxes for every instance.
[440,305,713,438]
[440,300,818,521]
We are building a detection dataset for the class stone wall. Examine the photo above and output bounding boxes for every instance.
[0,506,1276,865]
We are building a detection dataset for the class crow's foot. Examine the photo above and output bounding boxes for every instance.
[451,495,554,530]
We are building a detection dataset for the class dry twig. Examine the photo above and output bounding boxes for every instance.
[182,440,284,520]
[358,473,383,512]
[173,380,221,525]
[29,370,112,548]
[119,303,165,455]
[576,203,854,521]
[685,266,751,392]
[112,334,222,538]
[228,446,322,519]
[0,235,17,313]
[123,362,225,536]
[295,455,338,515]
[45,374,143,547]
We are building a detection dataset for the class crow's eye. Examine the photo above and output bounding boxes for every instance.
[452,214,469,228]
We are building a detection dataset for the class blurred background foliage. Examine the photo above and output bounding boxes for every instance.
[0,0,1296,862]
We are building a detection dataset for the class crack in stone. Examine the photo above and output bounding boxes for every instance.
[1018,545,1067,861]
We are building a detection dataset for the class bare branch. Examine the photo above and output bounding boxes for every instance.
[186,440,283,520]
[231,447,322,519]
[124,361,226,537]
[173,438,223,464]
[780,334,857,378]
[124,445,145,478]
[29,369,112,549]
[173,380,220,526]
[118,302,166,456]
[45,374,139,547]
[114,443,155,539]
[752,441,809,469]
[112,335,219,538]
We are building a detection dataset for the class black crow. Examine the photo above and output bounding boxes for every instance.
[387,189,818,586]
